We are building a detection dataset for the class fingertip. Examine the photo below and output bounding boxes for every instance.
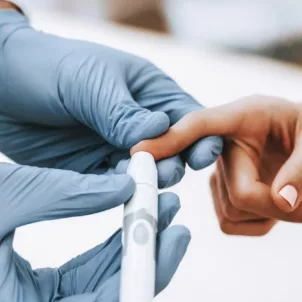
[130,140,151,157]
[184,136,223,170]
[158,225,191,251]
[145,111,170,137]
[159,192,181,210]
[158,192,181,231]
[156,155,185,188]
[172,225,192,244]
[156,225,191,294]
[115,158,130,174]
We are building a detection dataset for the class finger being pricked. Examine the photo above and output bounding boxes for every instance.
[210,159,277,236]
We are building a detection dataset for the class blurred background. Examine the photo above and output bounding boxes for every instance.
[23,0,302,65]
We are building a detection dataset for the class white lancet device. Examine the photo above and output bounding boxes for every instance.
[120,151,158,302]
[0,152,15,164]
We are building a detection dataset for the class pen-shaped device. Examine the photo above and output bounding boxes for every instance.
[0,152,15,164]
[120,151,158,302]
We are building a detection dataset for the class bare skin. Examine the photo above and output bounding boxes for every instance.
[132,95,302,236]
[0,1,21,11]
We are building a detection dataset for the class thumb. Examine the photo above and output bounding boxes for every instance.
[108,100,170,148]
[271,137,302,212]
[60,57,170,149]
[73,86,170,149]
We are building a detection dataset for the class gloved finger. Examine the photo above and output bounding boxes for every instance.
[130,62,203,125]
[131,62,223,169]
[156,156,185,188]
[181,136,223,170]
[89,225,191,301]
[0,163,134,239]
[93,272,120,302]
[114,154,185,189]
[155,225,191,294]
[157,192,181,232]
[0,119,113,174]
[61,226,191,301]
[59,58,170,149]
[59,230,123,297]
[0,232,15,276]
[58,192,181,297]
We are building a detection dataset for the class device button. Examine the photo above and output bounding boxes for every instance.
[133,223,149,245]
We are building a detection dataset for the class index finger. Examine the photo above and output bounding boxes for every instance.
[130,102,248,161]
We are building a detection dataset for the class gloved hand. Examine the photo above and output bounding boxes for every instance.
[0,10,222,189]
[0,162,190,302]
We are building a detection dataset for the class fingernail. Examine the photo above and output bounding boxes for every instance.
[279,185,298,207]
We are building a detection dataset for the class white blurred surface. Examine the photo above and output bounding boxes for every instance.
[163,0,302,50]
[13,10,302,302]
[13,0,155,21]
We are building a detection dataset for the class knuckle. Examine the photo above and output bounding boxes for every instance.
[229,186,253,211]
[238,95,275,113]
[244,94,271,104]
[238,94,264,107]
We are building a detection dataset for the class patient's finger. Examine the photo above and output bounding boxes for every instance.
[131,99,270,161]
[216,158,261,222]
[210,168,276,236]
[220,140,285,220]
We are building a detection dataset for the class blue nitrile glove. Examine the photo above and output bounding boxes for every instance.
[0,10,223,189]
[0,163,190,302]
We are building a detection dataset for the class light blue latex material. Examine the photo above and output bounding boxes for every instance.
[0,163,190,301]
[0,9,223,301]
[0,10,222,187]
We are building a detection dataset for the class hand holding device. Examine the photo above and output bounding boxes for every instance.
[0,152,190,301]
[0,9,222,190]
